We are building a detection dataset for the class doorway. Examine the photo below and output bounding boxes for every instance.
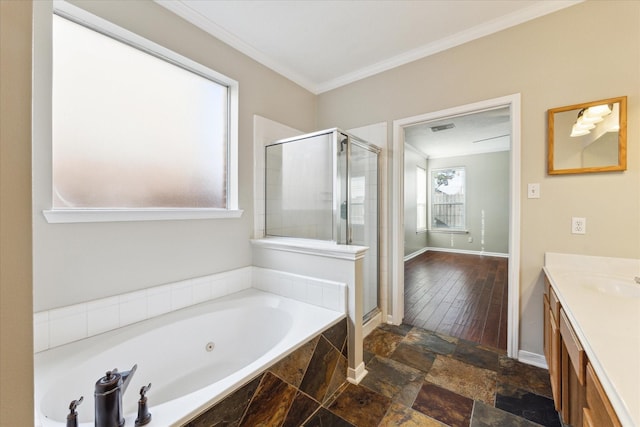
[404,251,509,348]
[391,94,521,358]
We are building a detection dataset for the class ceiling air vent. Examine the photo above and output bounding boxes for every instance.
[430,123,455,132]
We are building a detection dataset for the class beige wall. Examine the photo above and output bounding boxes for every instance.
[317,0,640,354]
[32,0,317,311]
[0,1,34,424]
[427,151,510,254]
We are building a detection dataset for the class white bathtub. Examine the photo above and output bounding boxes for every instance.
[35,289,346,426]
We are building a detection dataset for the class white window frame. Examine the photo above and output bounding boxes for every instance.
[416,166,427,232]
[429,166,466,232]
[43,1,241,223]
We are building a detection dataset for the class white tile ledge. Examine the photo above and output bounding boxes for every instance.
[34,266,346,353]
[43,208,244,223]
[251,237,368,260]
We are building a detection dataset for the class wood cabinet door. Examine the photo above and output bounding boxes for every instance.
[560,309,586,426]
[549,307,562,411]
[585,363,621,427]
[543,295,551,364]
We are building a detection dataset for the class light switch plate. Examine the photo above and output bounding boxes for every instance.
[527,183,540,199]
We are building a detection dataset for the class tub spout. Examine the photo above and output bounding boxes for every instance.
[95,364,137,427]
[120,364,137,395]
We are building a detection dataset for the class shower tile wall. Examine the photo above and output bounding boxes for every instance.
[185,318,348,427]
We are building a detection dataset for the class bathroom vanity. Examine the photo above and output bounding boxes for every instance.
[543,253,640,427]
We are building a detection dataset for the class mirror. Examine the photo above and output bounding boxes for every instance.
[548,96,627,174]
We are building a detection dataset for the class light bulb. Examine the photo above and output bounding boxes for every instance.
[574,119,595,131]
[585,104,612,118]
[570,124,590,137]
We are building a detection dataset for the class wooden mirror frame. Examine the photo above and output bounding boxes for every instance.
[548,96,627,175]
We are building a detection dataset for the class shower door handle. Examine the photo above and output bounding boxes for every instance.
[348,226,353,244]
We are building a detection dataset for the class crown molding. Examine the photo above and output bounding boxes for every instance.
[316,1,583,93]
[157,0,583,95]
[154,0,321,93]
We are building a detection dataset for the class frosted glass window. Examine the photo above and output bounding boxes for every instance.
[416,166,427,232]
[52,14,229,209]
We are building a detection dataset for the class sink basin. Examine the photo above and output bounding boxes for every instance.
[580,275,640,298]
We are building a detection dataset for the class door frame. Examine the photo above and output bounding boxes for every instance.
[390,93,521,358]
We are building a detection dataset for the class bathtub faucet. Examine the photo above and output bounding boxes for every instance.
[94,364,137,427]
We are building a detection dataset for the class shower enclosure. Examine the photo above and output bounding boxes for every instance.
[265,129,380,321]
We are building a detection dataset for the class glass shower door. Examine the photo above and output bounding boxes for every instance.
[349,141,379,321]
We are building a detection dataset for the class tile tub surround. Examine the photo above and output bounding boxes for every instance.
[34,266,346,352]
[544,252,640,427]
[184,318,348,426]
[203,323,560,427]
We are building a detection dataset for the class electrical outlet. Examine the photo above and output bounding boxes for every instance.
[572,217,586,234]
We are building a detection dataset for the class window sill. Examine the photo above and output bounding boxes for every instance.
[42,208,244,224]
[428,229,468,234]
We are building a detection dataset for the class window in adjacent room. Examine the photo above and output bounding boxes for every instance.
[49,5,239,220]
[416,166,427,232]
[430,167,466,231]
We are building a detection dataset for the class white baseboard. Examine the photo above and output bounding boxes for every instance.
[403,247,429,261]
[403,247,509,261]
[426,247,509,258]
[347,362,368,384]
[518,350,548,369]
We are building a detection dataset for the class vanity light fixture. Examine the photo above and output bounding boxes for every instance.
[570,104,613,137]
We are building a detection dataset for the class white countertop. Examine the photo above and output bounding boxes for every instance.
[543,252,640,427]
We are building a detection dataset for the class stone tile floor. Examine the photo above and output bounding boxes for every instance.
[309,323,563,427]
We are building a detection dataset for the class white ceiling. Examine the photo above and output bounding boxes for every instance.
[157,0,581,94]
[404,107,512,158]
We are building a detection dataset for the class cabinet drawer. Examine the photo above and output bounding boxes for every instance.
[585,363,621,427]
[560,308,586,385]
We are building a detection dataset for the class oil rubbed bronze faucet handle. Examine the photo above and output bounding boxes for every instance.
[69,396,83,412]
[66,396,83,427]
[140,383,151,398]
[135,383,152,426]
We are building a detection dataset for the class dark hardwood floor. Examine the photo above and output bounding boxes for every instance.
[404,250,508,351]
